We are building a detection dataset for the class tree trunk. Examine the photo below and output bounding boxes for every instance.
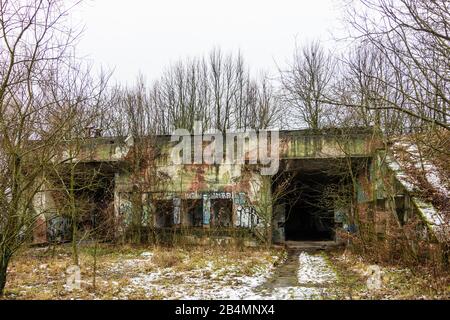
[265,224,272,248]
[70,161,79,266]
[92,240,98,291]
[0,254,10,296]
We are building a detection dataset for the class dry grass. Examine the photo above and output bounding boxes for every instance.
[4,243,447,299]
[1,243,281,300]
[327,249,450,300]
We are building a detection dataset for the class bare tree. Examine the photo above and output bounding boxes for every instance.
[0,0,81,295]
[130,48,282,134]
[280,41,334,129]
[46,62,111,265]
[342,0,449,130]
[248,169,300,246]
[109,76,175,243]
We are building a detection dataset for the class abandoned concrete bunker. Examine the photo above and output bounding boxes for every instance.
[32,128,445,246]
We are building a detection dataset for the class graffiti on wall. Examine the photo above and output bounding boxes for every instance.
[234,192,246,206]
[202,194,211,225]
[235,205,259,228]
[47,215,71,242]
[210,192,232,199]
[118,193,155,227]
[183,192,199,199]
[117,190,260,229]
[118,195,133,227]
[173,198,181,225]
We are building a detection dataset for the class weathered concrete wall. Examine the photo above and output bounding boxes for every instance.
[63,129,374,163]
[369,150,448,243]
[114,163,265,231]
[32,182,74,244]
[279,130,373,159]
[32,189,56,244]
[34,128,376,243]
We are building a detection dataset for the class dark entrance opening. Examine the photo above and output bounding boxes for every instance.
[210,199,233,227]
[183,199,203,227]
[284,171,336,241]
[154,200,174,228]
[275,159,347,242]
[47,162,116,243]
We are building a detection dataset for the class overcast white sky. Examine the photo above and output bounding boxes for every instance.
[74,0,345,84]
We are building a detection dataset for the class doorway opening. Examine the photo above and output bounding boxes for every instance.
[274,159,354,242]
[284,171,336,241]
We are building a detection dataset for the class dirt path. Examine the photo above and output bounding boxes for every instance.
[254,248,337,299]
[262,249,300,289]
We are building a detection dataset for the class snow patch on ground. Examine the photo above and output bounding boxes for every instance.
[108,252,277,300]
[120,262,274,300]
[108,256,152,274]
[110,251,337,300]
[297,252,336,285]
